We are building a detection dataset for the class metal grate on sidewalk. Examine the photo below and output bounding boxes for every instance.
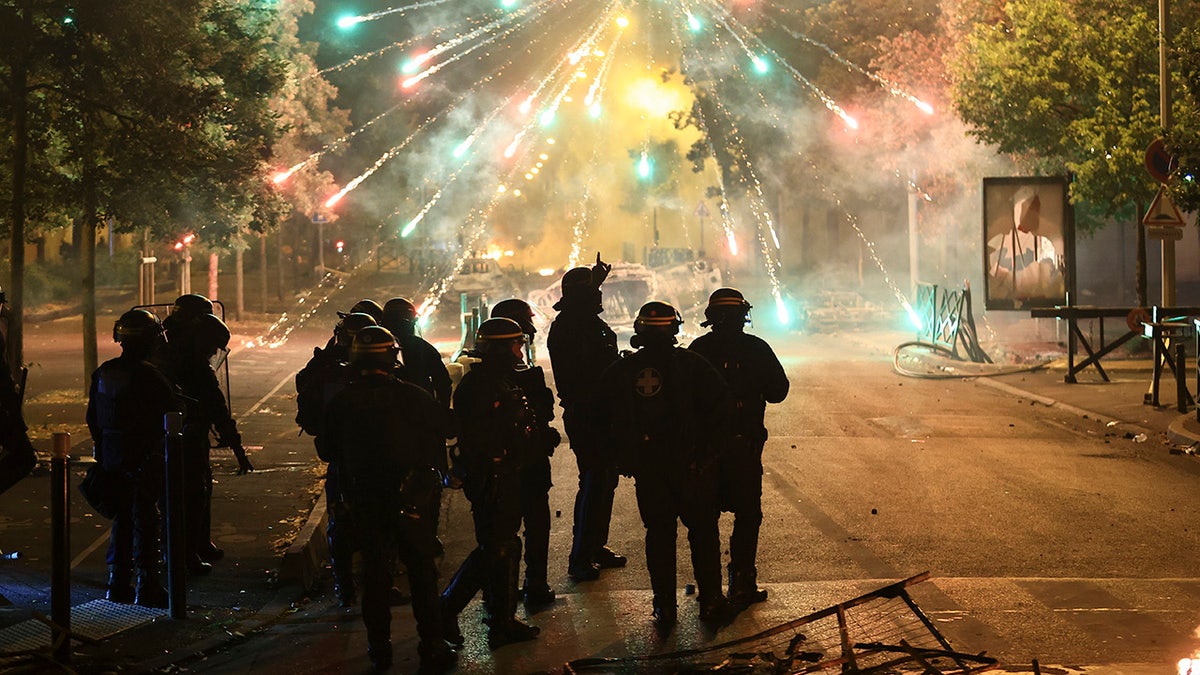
[0,599,163,661]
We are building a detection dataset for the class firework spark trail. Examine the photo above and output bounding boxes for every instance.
[668,1,739,257]
[570,28,625,266]
[315,26,450,77]
[539,10,613,124]
[275,102,405,184]
[517,2,613,116]
[339,0,464,27]
[674,1,790,315]
[583,31,621,109]
[403,0,563,88]
[384,82,532,240]
[765,13,934,114]
[697,0,858,129]
[322,108,448,208]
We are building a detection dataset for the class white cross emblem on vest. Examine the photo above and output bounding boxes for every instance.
[635,367,662,397]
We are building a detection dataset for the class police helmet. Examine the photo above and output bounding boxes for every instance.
[701,287,752,327]
[382,297,418,336]
[560,266,592,291]
[113,309,164,345]
[191,313,232,355]
[632,301,682,346]
[334,312,377,348]
[341,299,383,324]
[474,317,526,363]
[490,298,536,336]
[350,325,399,368]
[171,293,214,319]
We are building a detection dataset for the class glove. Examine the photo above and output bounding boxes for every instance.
[591,252,612,288]
[232,446,254,475]
[543,427,561,456]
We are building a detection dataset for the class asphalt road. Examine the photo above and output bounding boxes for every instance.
[4,271,1200,674]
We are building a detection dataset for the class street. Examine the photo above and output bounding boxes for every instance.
[3,273,1200,673]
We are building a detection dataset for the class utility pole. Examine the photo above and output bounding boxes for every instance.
[1159,0,1175,306]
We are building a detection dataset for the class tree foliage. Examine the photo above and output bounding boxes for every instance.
[949,0,1199,221]
[1170,22,1200,212]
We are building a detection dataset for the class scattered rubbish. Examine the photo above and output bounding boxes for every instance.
[565,572,997,674]
[1132,433,1148,443]
[1106,420,1119,427]
[1,551,21,560]
[870,508,878,515]
[1171,444,1199,456]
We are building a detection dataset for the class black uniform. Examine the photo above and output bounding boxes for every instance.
[0,325,36,496]
[392,330,454,552]
[509,364,558,602]
[87,353,181,588]
[318,370,449,664]
[546,302,619,577]
[441,358,538,644]
[596,342,730,619]
[688,328,789,597]
[397,333,453,407]
[295,344,357,603]
[157,343,242,569]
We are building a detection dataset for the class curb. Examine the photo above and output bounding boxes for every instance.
[279,491,330,592]
[973,377,1151,435]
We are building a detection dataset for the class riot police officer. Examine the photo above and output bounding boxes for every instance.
[0,286,36,496]
[688,288,789,609]
[381,297,452,406]
[596,301,731,632]
[87,310,182,607]
[295,312,377,606]
[158,311,252,575]
[441,318,540,649]
[318,326,455,672]
[547,255,625,582]
[489,298,561,608]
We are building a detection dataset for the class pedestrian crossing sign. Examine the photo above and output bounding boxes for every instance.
[1142,187,1186,228]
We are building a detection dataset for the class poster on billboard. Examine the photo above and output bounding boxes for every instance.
[982,176,1074,310]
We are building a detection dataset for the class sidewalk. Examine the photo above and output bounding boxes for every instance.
[6,330,1200,673]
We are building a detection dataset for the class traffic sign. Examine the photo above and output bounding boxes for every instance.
[1142,187,1187,228]
[694,200,710,218]
[1145,138,1176,183]
[311,213,329,223]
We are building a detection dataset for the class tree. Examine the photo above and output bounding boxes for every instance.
[0,1,286,382]
[1169,23,1200,212]
[949,0,1200,306]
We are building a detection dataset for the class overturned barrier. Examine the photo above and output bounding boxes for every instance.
[564,572,997,675]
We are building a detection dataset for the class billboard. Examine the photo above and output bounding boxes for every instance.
[982,176,1074,310]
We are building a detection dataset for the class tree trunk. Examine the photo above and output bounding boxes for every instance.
[208,252,219,302]
[234,244,244,322]
[81,161,99,387]
[6,1,31,382]
[259,232,268,313]
[1135,203,1148,307]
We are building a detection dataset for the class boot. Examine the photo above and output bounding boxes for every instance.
[135,566,169,609]
[417,639,458,673]
[652,602,677,636]
[727,568,768,608]
[522,582,556,609]
[367,638,392,671]
[698,593,731,627]
[105,565,135,604]
[486,554,538,649]
[592,546,627,569]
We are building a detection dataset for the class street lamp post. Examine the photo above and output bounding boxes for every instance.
[1159,0,1175,306]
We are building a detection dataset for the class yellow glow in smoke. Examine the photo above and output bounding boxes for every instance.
[628,77,690,118]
